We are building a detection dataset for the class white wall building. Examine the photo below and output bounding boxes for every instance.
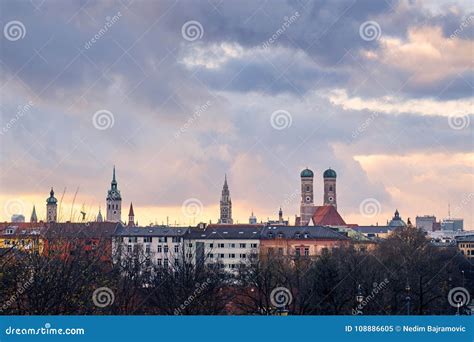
[187,225,263,273]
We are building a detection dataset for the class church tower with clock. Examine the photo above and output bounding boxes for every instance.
[323,168,337,209]
[300,168,315,225]
[218,175,233,224]
[106,166,122,222]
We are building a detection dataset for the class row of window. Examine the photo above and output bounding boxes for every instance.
[124,237,182,243]
[459,243,474,248]
[207,253,251,259]
[127,245,181,254]
[267,232,310,239]
[267,247,311,256]
[206,243,258,249]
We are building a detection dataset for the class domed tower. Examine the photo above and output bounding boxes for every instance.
[300,168,314,225]
[46,188,58,222]
[106,166,122,222]
[323,168,337,209]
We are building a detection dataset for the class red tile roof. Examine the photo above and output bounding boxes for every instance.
[312,206,346,226]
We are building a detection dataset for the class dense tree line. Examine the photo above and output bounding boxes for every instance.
[0,226,471,315]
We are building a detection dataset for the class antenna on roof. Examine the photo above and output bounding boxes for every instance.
[70,187,79,222]
[58,187,66,223]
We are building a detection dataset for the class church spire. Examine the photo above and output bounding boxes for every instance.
[128,202,135,226]
[218,174,233,224]
[30,205,37,223]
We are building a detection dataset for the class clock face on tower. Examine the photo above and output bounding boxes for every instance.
[328,196,334,202]
[305,196,311,202]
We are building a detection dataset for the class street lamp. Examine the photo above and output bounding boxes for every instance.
[405,280,411,315]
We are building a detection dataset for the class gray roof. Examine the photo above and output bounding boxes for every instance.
[188,226,264,239]
[115,225,188,237]
[455,235,474,242]
[261,225,348,240]
[352,226,392,234]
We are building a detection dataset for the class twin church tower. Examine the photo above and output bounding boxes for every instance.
[217,167,337,226]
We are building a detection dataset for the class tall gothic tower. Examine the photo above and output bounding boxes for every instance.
[46,188,58,222]
[300,168,314,225]
[323,168,337,209]
[218,175,233,224]
[106,166,122,222]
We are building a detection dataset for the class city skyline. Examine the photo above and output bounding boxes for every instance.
[0,1,472,228]
[2,165,470,229]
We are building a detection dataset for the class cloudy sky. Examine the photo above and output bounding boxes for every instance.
[0,0,472,228]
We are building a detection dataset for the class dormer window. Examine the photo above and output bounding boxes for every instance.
[277,232,284,238]
[268,232,273,238]
[295,232,301,239]
[6,229,14,235]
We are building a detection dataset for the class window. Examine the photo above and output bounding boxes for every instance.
[6,229,14,234]
[268,248,274,255]
[128,237,137,243]
[164,245,169,253]
[157,245,162,253]
[175,259,179,266]
[240,243,246,248]
[329,186,333,191]
[219,253,225,258]
[230,243,235,248]
[240,254,246,259]
[229,253,235,258]
[304,247,309,256]
[209,253,214,258]
[304,233,309,238]
[164,259,169,268]
[295,233,301,239]
[251,243,258,248]
[295,248,301,257]
[278,248,284,255]
[174,245,179,253]
[277,232,283,238]
[127,245,132,253]
[218,243,225,248]
[157,258,162,266]
[188,243,193,248]
[268,232,273,238]
[158,237,167,243]
[143,237,152,243]
[230,264,236,269]
[172,237,181,243]
[145,245,151,254]
[209,243,214,248]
